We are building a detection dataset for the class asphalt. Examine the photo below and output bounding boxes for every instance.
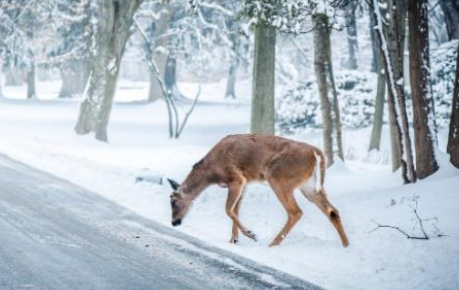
[0,154,324,290]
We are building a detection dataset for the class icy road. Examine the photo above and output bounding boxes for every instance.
[0,154,322,290]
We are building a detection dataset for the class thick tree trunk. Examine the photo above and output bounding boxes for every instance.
[26,62,36,99]
[447,41,459,168]
[439,0,459,40]
[75,0,142,142]
[345,4,358,70]
[369,69,385,151]
[250,20,275,135]
[59,60,89,98]
[313,13,344,165]
[372,0,416,183]
[148,6,172,102]
[408,0,439,179]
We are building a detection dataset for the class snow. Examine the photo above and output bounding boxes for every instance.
[0,80,458,290]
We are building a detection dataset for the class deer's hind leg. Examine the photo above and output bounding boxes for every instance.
[301,187,349,247]
[268,179,303,247]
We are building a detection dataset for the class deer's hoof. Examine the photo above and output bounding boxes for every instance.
[245,231,258,242]
[229,238,239,244]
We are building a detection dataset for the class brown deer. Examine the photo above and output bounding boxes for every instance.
[168,134,349,247]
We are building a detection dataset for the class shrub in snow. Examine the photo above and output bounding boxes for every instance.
[276,70,376,134]
[431,40,458,127]
[277,40,457,134]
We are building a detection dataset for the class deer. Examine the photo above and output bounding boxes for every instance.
[167,134,349,247]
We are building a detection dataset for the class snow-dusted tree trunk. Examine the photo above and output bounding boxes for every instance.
[250,20,275,135]
[439,0,459,40]
[369,9,379,73]
[26,25,36,99]
[148,5,172,103]
[344,3,358,70]
[408,0,439,179]
[447,41,459,168]
[369,8,386,151]
[372,0,416,183]
[26,62,36,99]
[0,69,3,98]
[369,68,385,151]
[75,0,143,142]
[313,13,344,165]
[225,60,237,99]
[59,60,90,98]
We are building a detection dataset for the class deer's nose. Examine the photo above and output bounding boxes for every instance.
[172,219,182,227]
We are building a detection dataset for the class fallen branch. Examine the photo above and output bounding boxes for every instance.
[369,198,447,240]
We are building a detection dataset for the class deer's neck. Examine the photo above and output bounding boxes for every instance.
[181,166,211,200]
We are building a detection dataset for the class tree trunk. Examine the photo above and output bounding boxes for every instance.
[225,58,237,99]
[164,55,184,101]
[148,6,172,102]
[59,60,90,98]
[408,0,439,179]
[372,0,416,183]
[26,62,36,99]
[250,20,275,135]
[345,3,358,70]
[369,9,379,73]
[439,0,459,40]
[369,68,385,151]
[447,41,459,168]
[313,13,344,165]
[0,69,3,98]
[75,0,143,142]
[4,67,23,86]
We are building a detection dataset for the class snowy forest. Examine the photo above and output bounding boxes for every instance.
[0,0,458,290]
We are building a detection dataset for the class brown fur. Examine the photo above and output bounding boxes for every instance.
[169,134,349,247]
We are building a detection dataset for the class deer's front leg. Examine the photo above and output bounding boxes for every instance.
[226,181,257,242]
[229,186,246,244]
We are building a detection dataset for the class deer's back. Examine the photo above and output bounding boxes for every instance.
[206,134,319,184]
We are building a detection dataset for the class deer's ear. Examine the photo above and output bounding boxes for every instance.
[167,178,181,191]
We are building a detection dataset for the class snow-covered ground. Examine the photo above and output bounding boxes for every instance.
[0,81,458,290]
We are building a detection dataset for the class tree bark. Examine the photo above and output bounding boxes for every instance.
[250,20,275,135]
[439,0,459,40]
[148,5,172,102]
[75,0,143,142]
[369,68,385,151]
[408,0,439,179]
[345,3,358,70]
[447,41,459,168]
[26,62,36,99]
[313,13,344,165]
[59,60,90,98]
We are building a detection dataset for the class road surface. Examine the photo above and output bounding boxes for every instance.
[0,154,323,290]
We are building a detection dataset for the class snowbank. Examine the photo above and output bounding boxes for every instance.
[0,81,458,290]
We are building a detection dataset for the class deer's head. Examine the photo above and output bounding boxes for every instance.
[168,178,192,227]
